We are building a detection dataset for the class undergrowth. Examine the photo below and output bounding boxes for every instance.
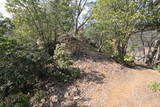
[153,65,160,72]
[148,82,160,92]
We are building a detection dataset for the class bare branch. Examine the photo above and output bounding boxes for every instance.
[78,12,91,30]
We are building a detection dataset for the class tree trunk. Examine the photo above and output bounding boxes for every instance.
[139,31,146,62]
[146,39,160,65]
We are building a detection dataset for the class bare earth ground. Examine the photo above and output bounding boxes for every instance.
[72,59,160,107]
[40,39,160,107]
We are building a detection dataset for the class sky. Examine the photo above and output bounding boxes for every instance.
[0,0,11,18]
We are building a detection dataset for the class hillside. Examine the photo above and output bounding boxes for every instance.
[1,0,160,106]
[34,37,160,107]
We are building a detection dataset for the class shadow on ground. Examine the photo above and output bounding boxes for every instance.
[38,68,105,107]
[126,63,153,70]
[72,49,113,63]
[81,71,105,84]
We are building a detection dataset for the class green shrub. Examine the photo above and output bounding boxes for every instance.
[153,65,160,72]
[54,43,73,69]
[52,43,81,82]
[0,37,52,98]
[102,39,117,57]
[148,82,160,92]
[124,53,135,64]
[32,90,45,103]
[0,37,79,106]
[53,68,80,83]
[0,93,30,107]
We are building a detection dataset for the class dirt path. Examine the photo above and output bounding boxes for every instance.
[33,38,160,107]
[45,38,160,107]
[69,57,160,107]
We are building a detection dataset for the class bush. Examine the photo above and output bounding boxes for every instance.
[31,90,45,104]
[52,43,81,82]
[0,37,52,98]
[0,37,80,105]
[124,53,135,64]
[148,82,160,92]
[0,93,30,107]
[153,65,160,72]
[102,39,117,57]
[54,43,73,69]
[53,68,80,83]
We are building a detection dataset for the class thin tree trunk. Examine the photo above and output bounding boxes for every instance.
[139,31,146,62]
[146,40,160,65]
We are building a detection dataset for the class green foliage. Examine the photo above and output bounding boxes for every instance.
[0,36,16,52]
[52,43,81,83]
[53,68,80,83]
[153,65,160,72]
[0,0,84,106]
[94,0,141,34]
[85,22,117,55]
[91,0,141,62]
[54,43,73,69]
[148,82,160,92]
[0,29,78,106]
[32,91,45,103]
[6,0,74,43]
[136,0,160,31]
[0,93,30,107]
[124,53,135,64]
[0,17,14,36]
[102,38,117,57]
[0,36,52,98]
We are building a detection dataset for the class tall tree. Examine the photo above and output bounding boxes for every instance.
[136,0,160,65]
[73,0,93,35]
[136,0,160,31]
[93,0,141,62]
[6,0,74,55]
